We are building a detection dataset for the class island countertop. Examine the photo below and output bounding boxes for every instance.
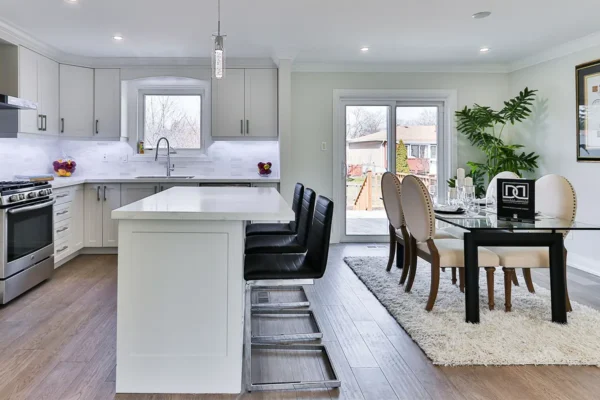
[111,186,294,221]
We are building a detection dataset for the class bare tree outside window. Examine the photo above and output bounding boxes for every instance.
[144,95,201,149]
[346,106,386,139]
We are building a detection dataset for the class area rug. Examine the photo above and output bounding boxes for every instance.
[344,256,600,366]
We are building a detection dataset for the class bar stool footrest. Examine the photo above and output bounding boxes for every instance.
[251,309,323,343]
[251,286,310,309]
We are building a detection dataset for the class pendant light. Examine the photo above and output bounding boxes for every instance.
[212,0,226,79]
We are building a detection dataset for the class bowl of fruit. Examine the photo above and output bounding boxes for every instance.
[53,158,77,177]
[257,162,272,176]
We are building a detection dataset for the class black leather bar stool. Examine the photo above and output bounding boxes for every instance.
[245,183,304,237]
[243,196,340,392]
[245,188,316,255]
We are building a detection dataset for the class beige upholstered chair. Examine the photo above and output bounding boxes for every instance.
[400,175,500,311]
[381,172,454,285]
[488,174,576,312]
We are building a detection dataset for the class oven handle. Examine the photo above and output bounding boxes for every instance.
[7,200,56,214]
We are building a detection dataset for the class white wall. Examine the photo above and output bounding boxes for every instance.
[509,45,600,274]
[289,71,509,202]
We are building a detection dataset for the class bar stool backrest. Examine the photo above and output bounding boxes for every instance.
[305,196,334,278]
[296,188,316,247]
[290,183,305,232]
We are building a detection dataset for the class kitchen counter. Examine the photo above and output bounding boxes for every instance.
[111,187,293,394]
[50,175,280,189]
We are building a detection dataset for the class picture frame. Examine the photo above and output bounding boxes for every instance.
[576,59,600,162]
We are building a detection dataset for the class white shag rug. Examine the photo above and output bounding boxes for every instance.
[344,256,600,366]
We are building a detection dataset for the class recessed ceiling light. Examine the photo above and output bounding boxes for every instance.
[360,47,369,52]
[113,34,124,41]
[480,47,490,53]
[472,11,491,19]
[64,0,78,3]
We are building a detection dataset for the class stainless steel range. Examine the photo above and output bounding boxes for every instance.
[0,181,55,304]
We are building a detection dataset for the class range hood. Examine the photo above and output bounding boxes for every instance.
[0,94,37,110]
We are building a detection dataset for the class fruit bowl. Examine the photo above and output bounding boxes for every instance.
[258,162,272,176]
[53,158,77,177]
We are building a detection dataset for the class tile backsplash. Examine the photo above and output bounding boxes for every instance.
[0,138,280,180]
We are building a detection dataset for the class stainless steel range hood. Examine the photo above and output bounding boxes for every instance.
[0,94,37,110]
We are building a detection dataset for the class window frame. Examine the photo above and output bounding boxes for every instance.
[137,87,207,153]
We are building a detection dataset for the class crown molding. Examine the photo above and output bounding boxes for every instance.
[292,62,510,74]
[0,18,65,61]
[509,30,600,72]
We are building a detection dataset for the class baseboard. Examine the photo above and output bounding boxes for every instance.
[54,250,81,268]
[567,253,600,277]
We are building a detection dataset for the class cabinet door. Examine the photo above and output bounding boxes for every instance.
[70,185,84,252]
[84,184,103,247]
[60,64,94,137]
[244,69,278,137]
[94,69,121,138]
[102,184,121,247]
[212,69,245,137]
[39,56,59,135]
[18,47,40,134]
[159,182,198,192]
[121,183,158,206]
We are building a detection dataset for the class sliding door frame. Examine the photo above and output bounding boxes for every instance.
[332,89,458,243]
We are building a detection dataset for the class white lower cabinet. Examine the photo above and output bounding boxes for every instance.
[53,185,84,265]
[84,183,121,247]
[71,185,84,251]
[121,183,158,206]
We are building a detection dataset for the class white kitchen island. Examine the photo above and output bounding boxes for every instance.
[111,186,294,394]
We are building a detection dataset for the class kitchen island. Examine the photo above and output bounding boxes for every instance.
[111,186,294,394]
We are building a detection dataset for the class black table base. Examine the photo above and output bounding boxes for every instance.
[463,231,567,324]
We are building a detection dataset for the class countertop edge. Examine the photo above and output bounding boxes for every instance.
[50,177,280,189]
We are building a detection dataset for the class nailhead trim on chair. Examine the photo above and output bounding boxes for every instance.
[564,176,577,238]
[404,175,435,240]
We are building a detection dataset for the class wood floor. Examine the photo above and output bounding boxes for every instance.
[1,245,600,400]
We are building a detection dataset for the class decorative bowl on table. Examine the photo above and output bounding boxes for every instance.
[52,158,77,177]
[257,162,272,176]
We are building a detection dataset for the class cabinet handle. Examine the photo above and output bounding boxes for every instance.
[103,186,107,201]
[246,120,249,135]
[61,118,65,133]
[160,185,164,192]
[38,115,43,131]
[240,120,244,135]
[96,120,99,134]
[43,115,47,131]
[57,246,68,253]
[96,186,101,201]
[56,193,69,199]
[56,227,69,233]
[56,210,68,216]
[154,186,158,194]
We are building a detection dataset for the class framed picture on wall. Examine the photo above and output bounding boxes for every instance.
[576,59,600,162]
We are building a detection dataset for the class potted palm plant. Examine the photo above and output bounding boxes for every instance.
[450,88,540,197]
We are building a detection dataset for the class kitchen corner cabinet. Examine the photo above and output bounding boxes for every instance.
[18,47,59,135]
[60,64,94,137]
[71,185,84,252]
[212,68,278,138]
[94,69,121,138]
[84,184,121,247]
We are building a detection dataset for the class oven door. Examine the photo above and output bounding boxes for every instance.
[3,199,55,279]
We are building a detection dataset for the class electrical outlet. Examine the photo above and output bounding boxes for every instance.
[321,142,327,151]
[102,153,108,162]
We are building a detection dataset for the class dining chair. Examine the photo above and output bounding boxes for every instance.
[380,172,454,286]
[400,175,500,311]
[487,174,576,312]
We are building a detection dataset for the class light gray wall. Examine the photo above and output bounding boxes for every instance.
[290,71,510,200]
[509,45,600,274]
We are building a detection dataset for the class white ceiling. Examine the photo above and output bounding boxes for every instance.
[0,0,599,65]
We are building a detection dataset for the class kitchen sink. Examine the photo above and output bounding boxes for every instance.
[134,175,195,179]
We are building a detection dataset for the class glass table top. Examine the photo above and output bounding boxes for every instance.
[433,207,600,231]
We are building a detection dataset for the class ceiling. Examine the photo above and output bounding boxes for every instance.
[0,0,599,65]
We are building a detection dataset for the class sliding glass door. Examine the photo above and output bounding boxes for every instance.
[341,101,443,242]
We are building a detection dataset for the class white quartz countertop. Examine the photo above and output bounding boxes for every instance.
[111,186,294,221]
[50,175,279,189]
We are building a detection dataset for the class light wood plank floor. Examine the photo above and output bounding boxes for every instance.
[1,245,599,400]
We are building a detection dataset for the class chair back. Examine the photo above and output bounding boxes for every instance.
[296,188,316,247]
[381,172,405,229]
[290,183,304,231]
[400,175,435,243]
[486,171,520,200]
[305,196,334,278]
[536,174,577,236]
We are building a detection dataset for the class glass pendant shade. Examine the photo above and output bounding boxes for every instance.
[212,35,226,80]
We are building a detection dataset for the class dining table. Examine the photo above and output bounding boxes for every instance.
[433,206,600,324]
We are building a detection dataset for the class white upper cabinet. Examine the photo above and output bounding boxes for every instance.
[18,47,59,135]
[60,64,94,137]
[18,47,39,134]
[244,69,278,138]
[212,68,278,138]
[94,69,121,138]
[212,69,246,138]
